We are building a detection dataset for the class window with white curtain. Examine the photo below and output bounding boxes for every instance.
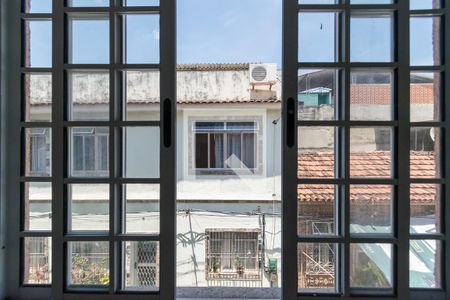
[194,121,257,171]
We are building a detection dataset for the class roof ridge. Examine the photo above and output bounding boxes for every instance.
[176,63,254,71]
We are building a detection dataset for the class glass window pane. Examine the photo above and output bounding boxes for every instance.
[69,71,109,121]
[298,12,338,62]
[298,185,336,236]
[125,70,160,121]
[410,0,441,10]
[209,133,225,169]
[124,15,160,63]
[24,20,52,67]
[70,18,109,64]
[410,240,441,288]
[350,14,392,62]
[195,133,208,168]
[412,17,442,67]
[124,127,160,178]
[24,128,52,177]
[24,182,52,231]
[84,135,95,171]
[175,0,281,291]
[70,127,109,177]
[298,243,338,293]
[69,0,109,6]
[123,0,160,6]
[123,241,159,290]
[410,127,441,178]
[24,73,52,122]
[69,184,109,232]
[242,133,256,169]
[350,243,393,289]
[23,237,51,284]
[411,184,441,234]
[69,241,109,286]
[298,69,338,121]
[410,17,441,66]
[98,135,108,170]
[195,122,225,132]
[298,127,335,178]
[350,185,392,234]
[24,0,52,13]
[351,0,392,3]
[299,0,336,3]
[226,122,257,131]
[350,127,392,178]
[227,133,242,168]
[350,70,393,121]
[125,184,159,234]
[411,71,441,122]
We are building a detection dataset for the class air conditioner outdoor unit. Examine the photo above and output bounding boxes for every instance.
[249,64,277,84]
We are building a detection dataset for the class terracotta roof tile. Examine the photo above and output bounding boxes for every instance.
[176,63,251,71]
[298,151,438,203]
[126,98,281,105]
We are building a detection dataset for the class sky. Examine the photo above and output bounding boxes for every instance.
[27,0,438,68]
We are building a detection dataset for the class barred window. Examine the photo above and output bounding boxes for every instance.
[205,229,261,282]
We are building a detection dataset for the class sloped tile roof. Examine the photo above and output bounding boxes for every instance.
[410,150,440,178]
[126,98,280,105]
[176,63,251,71]
[349,152,392,178]
[298,152,334,178]
[91,83,435,105]
[298,151,438,204]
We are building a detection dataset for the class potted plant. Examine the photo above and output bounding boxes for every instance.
[235,256,245,277]
[212,257,221,273]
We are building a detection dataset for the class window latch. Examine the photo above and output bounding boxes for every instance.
[286,97,295,148]
[163,98,172,148]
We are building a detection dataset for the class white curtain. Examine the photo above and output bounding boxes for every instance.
[212,134,224,168]
[227,134,241,168]
[242,133,255,169]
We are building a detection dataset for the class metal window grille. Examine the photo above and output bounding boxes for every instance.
[128,241,159,288]
[25,237,51,284]
[205,229,261,282]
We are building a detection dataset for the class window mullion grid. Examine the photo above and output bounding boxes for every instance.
[445,1,450,297]
[207,133,211,168]
[224,133,227,168]
[408,3,447,299]
[342,3,405,298]
[109,0,119,293]
[396,0,410,299]
[342,1,350,297]
[19,0,54,291]
[296,3,344,297]
[61,2,118,296]
[51,0,65,297]
[159,0,177,296]
[111,1,165,294]
[282,0,298,298]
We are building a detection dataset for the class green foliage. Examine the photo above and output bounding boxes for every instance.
[352,259,389,288]
[212,257,221,268]
[71,254,109,285]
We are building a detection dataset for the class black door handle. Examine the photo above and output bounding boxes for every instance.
[286,97,295,148]
[163,98,172,148]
